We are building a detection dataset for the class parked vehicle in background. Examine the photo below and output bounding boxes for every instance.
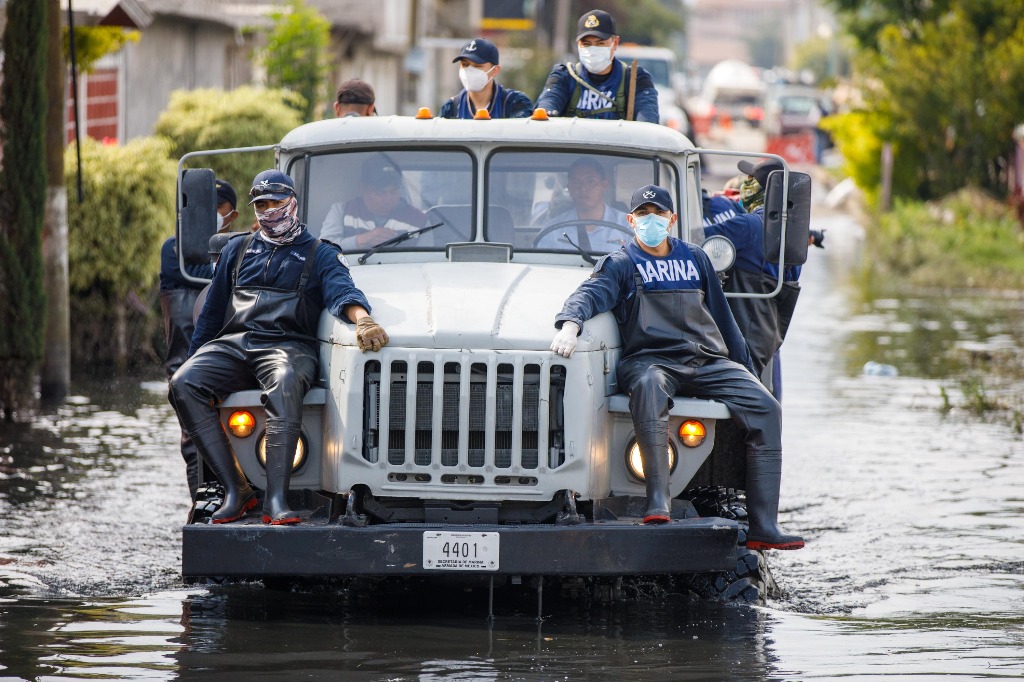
[700,59,766,128]
[763,84,829,137]
[615,44,694,141]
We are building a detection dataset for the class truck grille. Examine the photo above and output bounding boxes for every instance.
[362,357,566,475]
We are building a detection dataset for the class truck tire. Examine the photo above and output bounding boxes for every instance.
[679,486,780,605]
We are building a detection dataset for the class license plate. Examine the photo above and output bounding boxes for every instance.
[422,531,499,571]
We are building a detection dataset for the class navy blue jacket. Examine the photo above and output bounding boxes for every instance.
[439,83,533,119]
[535,59,659,124]
[189,229,371,356]
[555,239,751,369]
[159,236,213,291]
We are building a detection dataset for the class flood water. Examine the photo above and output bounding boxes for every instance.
[2,203,1024,680]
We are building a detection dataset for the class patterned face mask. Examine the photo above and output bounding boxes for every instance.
[740,176,764,211]
[255,196,301,244]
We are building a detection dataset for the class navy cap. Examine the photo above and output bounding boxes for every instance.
[452,38,499,66]
[360,155,403,186]
[214,178,237,209]
[248,169,296,204]
[738,158,784,187]
[577,9,616,41]
[630,185,674,213]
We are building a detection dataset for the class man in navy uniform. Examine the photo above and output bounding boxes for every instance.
[440,38,533,119]
[159,178,238,500]
[535,9,658,123]
[170,170,389,525]
[549,184,803,550]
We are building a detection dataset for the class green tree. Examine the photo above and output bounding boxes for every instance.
[0,0,48,420]
[65,25,140,73]
[65,137,178,367]
[261,0,331,122]
[153,86,305,227]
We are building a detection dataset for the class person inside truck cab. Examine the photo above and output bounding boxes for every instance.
[549,184,804,550]
[169,170,390,526]
[535,9,658,123]
[319,155,427,250]
[160,178,238,501]
[439,38,533,120]
[535,157,629,251]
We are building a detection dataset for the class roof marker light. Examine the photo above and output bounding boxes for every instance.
[531,108,549,121]
[473,108,491,120]
[415,107,433,119]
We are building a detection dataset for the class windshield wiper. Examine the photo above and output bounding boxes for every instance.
[560,231,597,265]
[357,222,444,264]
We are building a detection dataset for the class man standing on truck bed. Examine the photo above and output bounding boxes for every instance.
[439,38,533,120]
[549,184,804,550]
[535,9,659,123]
[169,170,390,525]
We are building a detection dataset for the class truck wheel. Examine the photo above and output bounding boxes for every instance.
[679,486,780,605]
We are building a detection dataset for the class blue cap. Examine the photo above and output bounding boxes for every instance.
[214,178,237,209]
[248,169,296,204]
[452,38,499,66]
[630,185,674,213]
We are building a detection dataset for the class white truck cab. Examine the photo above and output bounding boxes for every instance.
[176,115,809,594]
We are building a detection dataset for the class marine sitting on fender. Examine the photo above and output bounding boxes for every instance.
[169,170,389,525]
[549,184,804,550]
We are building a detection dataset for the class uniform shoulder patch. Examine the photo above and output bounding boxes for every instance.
[590,254,612,278]
[317,238,351,268]
[337,252,351,269]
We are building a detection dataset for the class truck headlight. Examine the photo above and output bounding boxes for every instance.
[256,433,307,472]
[678,420,707,447]
[227,411,256,437]
[701,235,736,273]
[625,439,677,480]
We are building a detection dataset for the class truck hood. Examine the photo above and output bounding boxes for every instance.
[320,262,621,352]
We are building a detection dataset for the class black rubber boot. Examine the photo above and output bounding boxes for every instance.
[636,420,672,524]
[181,430,199,501]
[262,421,301,525]
[189,419,256,524]
[745,449,804,550]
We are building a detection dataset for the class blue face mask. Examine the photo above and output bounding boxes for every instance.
[634,213,671,247]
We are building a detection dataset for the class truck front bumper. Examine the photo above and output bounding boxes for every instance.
[182,517,739,579]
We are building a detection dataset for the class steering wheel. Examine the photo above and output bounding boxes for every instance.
[531,219,633,249]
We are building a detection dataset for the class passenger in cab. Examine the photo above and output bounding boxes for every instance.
[535,157,629,251]
[440,38,533,119]
[160,178,238,500]
[320,155,427,250]
[333,78,376,117]
[169,170,389,525]
[535,9,658,123]
[549,184,804,550]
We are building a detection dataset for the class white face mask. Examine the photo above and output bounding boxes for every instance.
[215,212,225,231]
[578,45,613,73]
[459,65,494,93]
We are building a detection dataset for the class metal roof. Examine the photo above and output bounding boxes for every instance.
[278,116,696,155]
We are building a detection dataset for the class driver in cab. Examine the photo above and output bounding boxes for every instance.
[320,155,427,250]
[535,157,629,252]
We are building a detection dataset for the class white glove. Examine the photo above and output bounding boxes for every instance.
[550,321,580,358]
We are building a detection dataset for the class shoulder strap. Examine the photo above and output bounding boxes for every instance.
[298,238,321,291]
[231,233,258,288]
[566,62,616,106]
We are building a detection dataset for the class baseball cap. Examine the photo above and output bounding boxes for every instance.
[630,185,674,213]
[214,178,237,209]
[577,9,616,41]
[335,78,375,105]
[452,38,499,66]
[248,169,296,204]
[737,158,784,187]
[360,155,402,187]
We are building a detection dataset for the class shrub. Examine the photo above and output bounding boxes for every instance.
[65,137,178,366]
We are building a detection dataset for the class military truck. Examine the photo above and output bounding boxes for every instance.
[175,114,810,605]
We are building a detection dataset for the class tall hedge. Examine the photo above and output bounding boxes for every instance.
[0,0,48,419]
[154,86,304,225]
[65,137,177,367]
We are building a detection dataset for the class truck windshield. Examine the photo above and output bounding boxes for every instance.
[486,151,677,255]
[304,149,474,252]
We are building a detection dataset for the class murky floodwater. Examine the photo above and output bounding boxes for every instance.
[2,203,1024,680]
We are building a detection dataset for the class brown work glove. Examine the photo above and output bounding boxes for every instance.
[356,315,389,352]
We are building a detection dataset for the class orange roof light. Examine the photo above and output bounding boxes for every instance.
[473,108,492,120]
[415,107,433,119]
[531,108,549,121]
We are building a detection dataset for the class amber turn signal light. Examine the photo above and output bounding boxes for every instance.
[415,107,433,119]
[227,411,256,438]
[531,108,549,120]
[473,108,491,120]
[678,420,706,448]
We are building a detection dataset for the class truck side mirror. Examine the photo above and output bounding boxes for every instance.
[178,168,217,266]
[762,169,811,266]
